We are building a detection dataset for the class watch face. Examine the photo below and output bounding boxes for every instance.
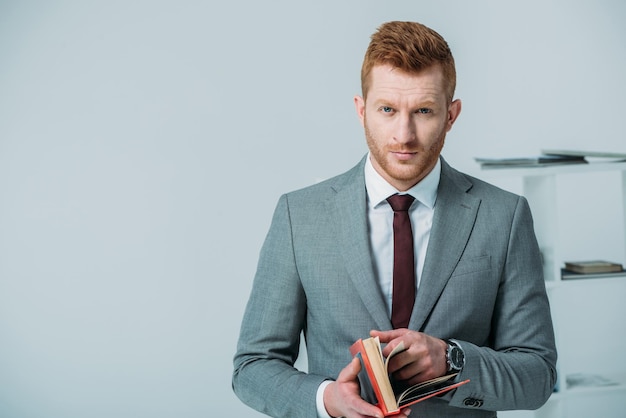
[451,347,464,366]
[449,345,465,369]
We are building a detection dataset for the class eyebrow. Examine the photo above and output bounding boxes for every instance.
[373,98,440,109]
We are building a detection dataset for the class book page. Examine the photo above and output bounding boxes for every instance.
[396,373,458,405]
[384,341,406,372]
[363,337,398,412]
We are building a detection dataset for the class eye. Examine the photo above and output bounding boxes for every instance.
[380,106,394,113]
[416,108,432,114]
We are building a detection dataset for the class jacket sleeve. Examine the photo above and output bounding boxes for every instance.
[232,194,327,418]
[448,196,558,411]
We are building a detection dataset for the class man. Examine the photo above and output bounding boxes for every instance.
[233,21,557,418]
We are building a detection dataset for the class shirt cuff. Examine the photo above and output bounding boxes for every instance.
[316,380,334,418]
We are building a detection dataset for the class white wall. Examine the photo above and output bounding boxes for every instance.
[0,1,624,417]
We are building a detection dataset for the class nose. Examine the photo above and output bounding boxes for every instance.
[393,113,416,144]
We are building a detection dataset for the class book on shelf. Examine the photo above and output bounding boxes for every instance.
[474,154,587,169]
[350,336,469,416]
[563,260,624,274]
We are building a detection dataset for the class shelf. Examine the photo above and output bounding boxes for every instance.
[473,160,626,418]
[472,161,626,178]
[546,272,626,290]
[475,162,626,284]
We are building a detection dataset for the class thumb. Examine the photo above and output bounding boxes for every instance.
[338,357,362,382]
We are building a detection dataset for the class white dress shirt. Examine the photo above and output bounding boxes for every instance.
[316,155,441,417]
[364,154,440,315]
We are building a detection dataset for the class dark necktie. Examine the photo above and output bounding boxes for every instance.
[386,194,416,329]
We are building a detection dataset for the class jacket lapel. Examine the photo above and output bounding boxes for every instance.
[331,157,393,331]
[410,159,481,331]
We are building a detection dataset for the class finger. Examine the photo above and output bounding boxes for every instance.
[371,330,414,359]
[332,358,386,418]
[387,349,415,374]
[392,361,424,382]
[370,328,408,343]
[352,401,385,418]
[338,357,362,382]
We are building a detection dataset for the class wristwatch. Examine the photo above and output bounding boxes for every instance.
[445,339,465,372]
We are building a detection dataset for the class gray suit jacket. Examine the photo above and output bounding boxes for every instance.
[233,156,557,417]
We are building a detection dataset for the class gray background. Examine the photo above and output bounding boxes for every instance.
[1,1,625,417]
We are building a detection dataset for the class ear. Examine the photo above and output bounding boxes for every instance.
[354,95,365,126]
[446,99,462,132]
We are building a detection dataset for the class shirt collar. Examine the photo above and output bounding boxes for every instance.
[364,153,440,209]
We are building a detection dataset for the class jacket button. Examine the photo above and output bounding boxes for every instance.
[463,398,483,407]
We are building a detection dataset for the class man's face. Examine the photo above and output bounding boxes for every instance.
[355,64,461,191]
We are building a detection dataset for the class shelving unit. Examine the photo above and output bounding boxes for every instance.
[471,161,626,418]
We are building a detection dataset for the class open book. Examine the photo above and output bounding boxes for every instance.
[350,336,469,416]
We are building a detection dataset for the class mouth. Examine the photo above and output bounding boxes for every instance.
[391,151,417,161]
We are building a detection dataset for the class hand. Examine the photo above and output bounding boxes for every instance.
[371,329,448,386]
[323,357,412,418]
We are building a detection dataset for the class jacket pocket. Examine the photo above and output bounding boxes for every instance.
[452,254,491,277]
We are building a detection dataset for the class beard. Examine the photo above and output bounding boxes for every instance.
[364,120,446,189]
